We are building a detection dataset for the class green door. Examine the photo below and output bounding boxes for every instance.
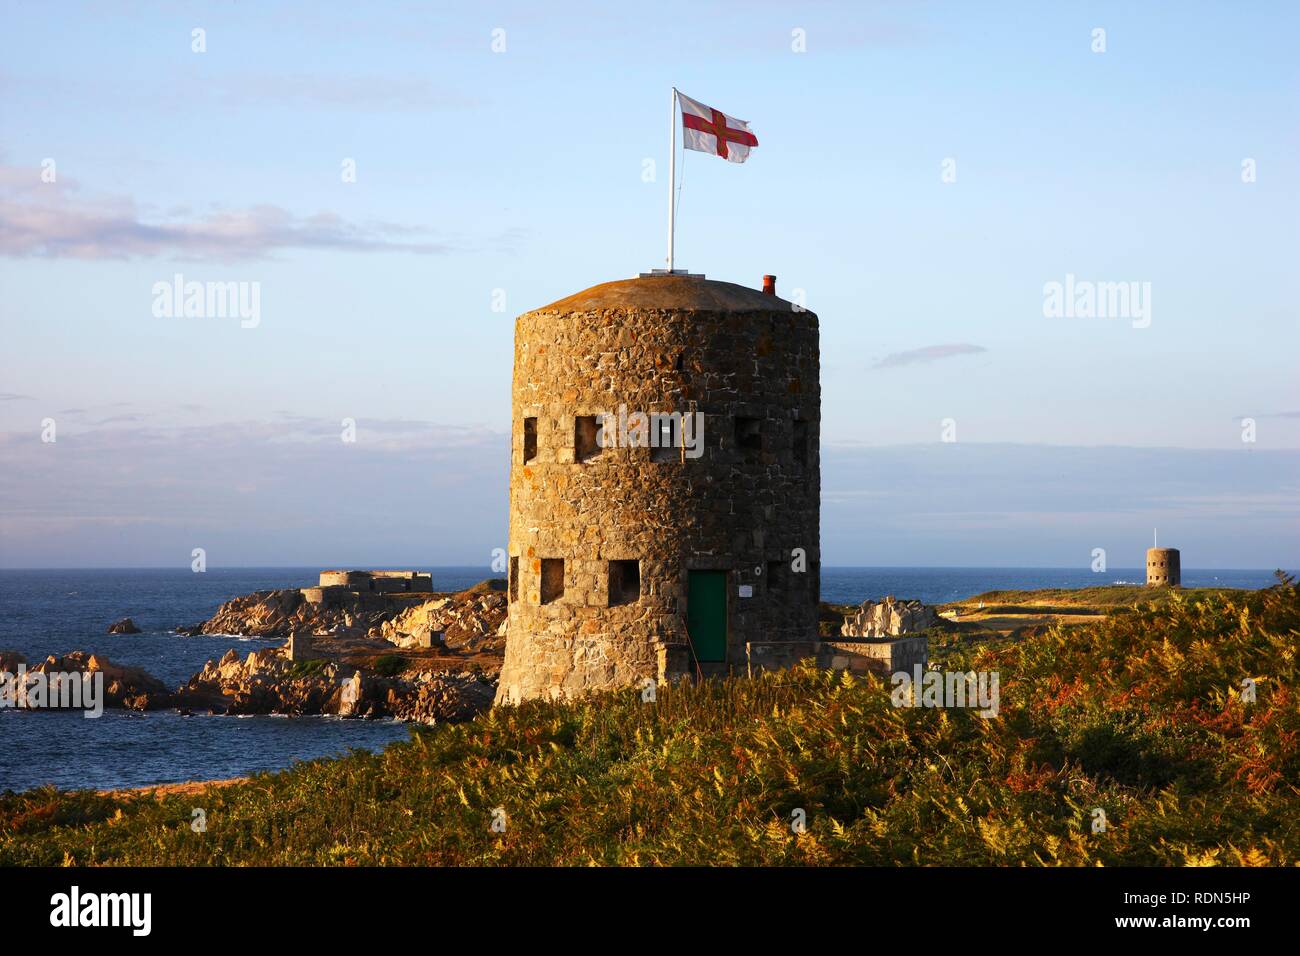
[687,571,728,662]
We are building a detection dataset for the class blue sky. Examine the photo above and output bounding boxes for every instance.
[0,1,1296,568]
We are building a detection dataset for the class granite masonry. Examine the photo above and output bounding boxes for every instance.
[496,274,823,703]
[1146,548,1182,587]
[304,570,432,605]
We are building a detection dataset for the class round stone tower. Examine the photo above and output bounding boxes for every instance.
[1146,547,1181,587]
[496,274,820,704]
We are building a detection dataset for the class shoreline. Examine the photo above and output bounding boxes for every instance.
[96,777,248,799]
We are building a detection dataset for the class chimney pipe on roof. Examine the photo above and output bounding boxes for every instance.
[762,275,776,295]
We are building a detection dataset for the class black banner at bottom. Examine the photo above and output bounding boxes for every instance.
[0,865,1285,942]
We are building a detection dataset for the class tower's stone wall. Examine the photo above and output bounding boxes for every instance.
[1146,547,1181,587]
[497,276,820,704]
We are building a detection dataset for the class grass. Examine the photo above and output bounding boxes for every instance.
[287,658,329,678]
[1,576,1296,866]
[947,585,1241,612]
[370,654,408,677]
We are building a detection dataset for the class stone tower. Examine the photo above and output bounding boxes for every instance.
[1146,548,1181,587]
[496,274,820,704]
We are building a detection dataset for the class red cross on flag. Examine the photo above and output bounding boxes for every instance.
[678,91,758,164]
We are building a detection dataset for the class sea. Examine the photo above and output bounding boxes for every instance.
[0,565,1287,794]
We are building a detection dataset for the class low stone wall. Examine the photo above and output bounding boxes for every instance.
[821,636,929,674]
[286,632,321,662]
[319,570,372,589]
[745,640,821,675]
[372,570,433,591]
[318,570,433,592]
[746,635,929,677]
[302,586,351,606]
[300,586,427,612]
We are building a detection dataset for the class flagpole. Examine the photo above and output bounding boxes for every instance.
[668,87,677,273]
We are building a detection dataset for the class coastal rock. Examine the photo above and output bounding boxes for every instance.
[841,596,938,638]
[107,617,142,634]
[386,670,496,722]
[177,646,495,724]
[196,587,419,639]
[198,589,310,637]
[192,579,509,657]
[175,578,507,720]
[0,650,27,672]
[21,652,171,710]
[182,649,338,715]
[380,588,507,653]
[338,670,364,717]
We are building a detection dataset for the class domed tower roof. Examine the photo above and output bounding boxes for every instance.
[532,275,802,315]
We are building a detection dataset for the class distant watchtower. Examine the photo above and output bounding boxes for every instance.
[496,273,820,704]
[1146,548,1181,587]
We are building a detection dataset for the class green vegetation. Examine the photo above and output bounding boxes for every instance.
[371,654,408,678]
[818,602,857,637]
[948,584,1241,612]
[2,578,1296,866]
[287,658,329,678]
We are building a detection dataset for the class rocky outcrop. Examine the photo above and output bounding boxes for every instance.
[195,581,509,657]
[163,578,508,720]
[2,643,494,722]
[382,671,495,722]
[379,589,507,653]
[107,617,142,634]
[841,596,938,638]
[177,647,494,723]
[198,587,426,638]
[199,589,326,637]
[13,652,172,710]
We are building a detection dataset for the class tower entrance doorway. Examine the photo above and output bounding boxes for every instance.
[687,570,728,663]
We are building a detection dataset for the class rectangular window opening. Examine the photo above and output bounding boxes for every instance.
[508,556,519,603]
[650,413,679,463]
[735,416,762,453]
[607,560,641,606]
[540,558,565,604]
[523,417,537,464]
[766,560,784,592]
[792,420,808,467]
[574,415,601,462]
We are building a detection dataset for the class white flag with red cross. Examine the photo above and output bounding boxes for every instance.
[677,91,758,164]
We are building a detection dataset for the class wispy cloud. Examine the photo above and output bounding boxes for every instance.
[0,418,508,567]
[207,74,483,111]
[870,344,987,370]
[820,443,1300,567]
[0,165,458,261]
[0,69,482,114]
[1,430,1294,568]
[0,393,36,402]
